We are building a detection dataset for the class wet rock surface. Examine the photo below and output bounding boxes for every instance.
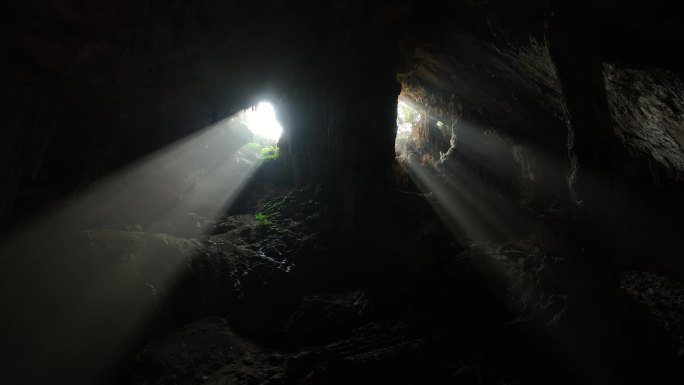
[285,291,374,346]
[621,271,684,356]
[133,317,285,385]
[604,64,684,178]
[116,203,680,385]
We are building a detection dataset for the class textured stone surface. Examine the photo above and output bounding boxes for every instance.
[605,64,684,178]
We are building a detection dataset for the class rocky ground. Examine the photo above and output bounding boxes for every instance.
[5,179,678,385]
[58,184,676,385]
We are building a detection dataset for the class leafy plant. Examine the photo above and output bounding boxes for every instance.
[396,100,421,142]
[255,212,271,225]
[259,146,279,161]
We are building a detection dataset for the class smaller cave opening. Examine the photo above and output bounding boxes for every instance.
[395,97,453,165]
[218,101,283,163]
[228,101,283,160]
[395,99,422,156]
[242,101,283,144]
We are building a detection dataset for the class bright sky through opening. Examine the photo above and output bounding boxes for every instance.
[244,102,283,141]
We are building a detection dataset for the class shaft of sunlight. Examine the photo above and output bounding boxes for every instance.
[0,110,264,385]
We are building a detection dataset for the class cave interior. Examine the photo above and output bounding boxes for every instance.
[2,1,684,384]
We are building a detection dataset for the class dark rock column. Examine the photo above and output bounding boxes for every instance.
[0,78,57,228]
[545,4,622,384]
[548,9,618,306]
[0,1,93,228]
[279,68,400,235]
[277,11,404,235]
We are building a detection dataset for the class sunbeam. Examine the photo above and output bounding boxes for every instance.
[0,104,281,384]
[400,115,536,242]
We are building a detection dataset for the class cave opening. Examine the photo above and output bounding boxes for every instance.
[395,99,422,156]
[394,93,454,165]
[241,101,283,144]
[227,101,283,163]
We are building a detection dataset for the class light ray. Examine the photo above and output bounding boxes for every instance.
[0,105,278,384]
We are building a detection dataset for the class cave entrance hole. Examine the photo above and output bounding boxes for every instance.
[243,101,283,143]
[395,99,422,156]
[227,101,283,161]
[395,97,453,163]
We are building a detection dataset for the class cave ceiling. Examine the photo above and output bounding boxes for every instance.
[4,0,684,171]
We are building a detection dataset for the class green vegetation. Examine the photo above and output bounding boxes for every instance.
[396,100,421,142]
[239,142,279,162]
[260,146,279,161]
[255,212,271,225]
